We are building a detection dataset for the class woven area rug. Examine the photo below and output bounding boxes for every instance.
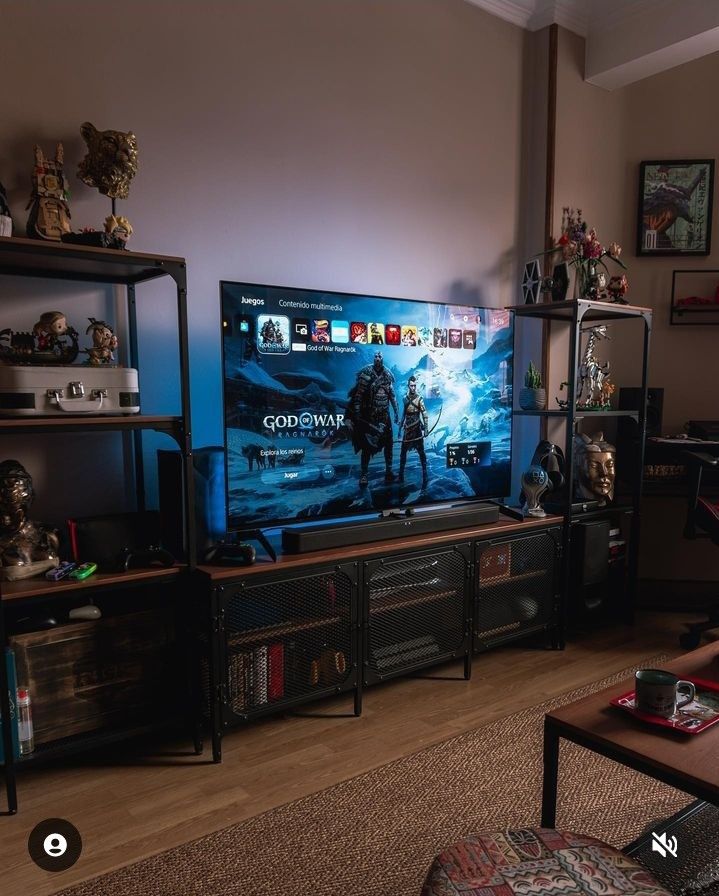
[58,657,693,896]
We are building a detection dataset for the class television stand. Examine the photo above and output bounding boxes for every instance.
[281,502,499,554]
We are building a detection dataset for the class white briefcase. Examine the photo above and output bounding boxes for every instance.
[0,365,140,416]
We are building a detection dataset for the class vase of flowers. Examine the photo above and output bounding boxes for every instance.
[543,208,627,302]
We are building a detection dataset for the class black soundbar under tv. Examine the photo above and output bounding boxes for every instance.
[281,502,500,554]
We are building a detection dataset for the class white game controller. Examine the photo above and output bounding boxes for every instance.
[69,605,102,621]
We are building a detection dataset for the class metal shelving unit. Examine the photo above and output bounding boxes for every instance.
[509,299,652,643]
[0,236,196,813]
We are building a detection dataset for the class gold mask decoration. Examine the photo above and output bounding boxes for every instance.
[573,431,616,506]
[77,122,138,200]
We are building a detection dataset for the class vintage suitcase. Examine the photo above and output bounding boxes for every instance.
[9,608,178,745]
[0,364,140,415]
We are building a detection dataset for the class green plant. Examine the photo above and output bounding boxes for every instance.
[524,361,543,389]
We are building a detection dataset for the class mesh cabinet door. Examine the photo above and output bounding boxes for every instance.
[217,563,357,723]
[474,528,560,650]
[364,545,470,685]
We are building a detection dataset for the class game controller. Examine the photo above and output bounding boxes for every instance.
[118,546,175,572]
[203,542,256,566]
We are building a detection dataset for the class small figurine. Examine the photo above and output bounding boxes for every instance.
[0,181,11,237]
[84,318,118,366]
[77,122,138,201]
[0,311,79,365]
[26,143,72,241]
[0,459,59,580]
[607,274,629,305]
[574,432,616,507]
[33,311,69,352]
[104,213,132,247]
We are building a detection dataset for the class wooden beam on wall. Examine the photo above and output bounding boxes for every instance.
[541,23,558,441]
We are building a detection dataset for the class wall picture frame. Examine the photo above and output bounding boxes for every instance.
[637,159,714,257]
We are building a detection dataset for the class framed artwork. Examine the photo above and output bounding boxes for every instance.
[637,159,714,256]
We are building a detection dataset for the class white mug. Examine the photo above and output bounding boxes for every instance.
[635,669,696,718]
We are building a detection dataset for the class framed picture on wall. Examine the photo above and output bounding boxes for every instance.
[637,159,714,256]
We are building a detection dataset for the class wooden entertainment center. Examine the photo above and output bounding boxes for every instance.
[196,514,561,762]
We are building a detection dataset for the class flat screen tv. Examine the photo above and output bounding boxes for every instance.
[221,281,513,531]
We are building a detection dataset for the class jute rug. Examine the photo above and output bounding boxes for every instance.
[58,657,692,896]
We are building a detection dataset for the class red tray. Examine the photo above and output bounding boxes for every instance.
[610,676,719,734]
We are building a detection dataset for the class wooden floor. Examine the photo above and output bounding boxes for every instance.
[0,610,706,896]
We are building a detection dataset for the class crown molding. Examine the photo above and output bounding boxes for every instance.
[465,0,587,35]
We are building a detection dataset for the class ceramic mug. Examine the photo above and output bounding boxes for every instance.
[635,669,696,718]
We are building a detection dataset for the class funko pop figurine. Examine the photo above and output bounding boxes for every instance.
[33,311,69,352]
[84,318,118,366]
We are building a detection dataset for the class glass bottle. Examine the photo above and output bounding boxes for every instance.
[17,687,34,756]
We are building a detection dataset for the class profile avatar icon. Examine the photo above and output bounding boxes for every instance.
[43,834,68,857]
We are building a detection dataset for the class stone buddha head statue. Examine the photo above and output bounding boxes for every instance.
[573,432,616,506]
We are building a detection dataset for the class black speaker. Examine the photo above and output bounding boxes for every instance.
[617,387,664,483]
[157,446,225,560]
[618,386,664,437]
[572,519,610,587]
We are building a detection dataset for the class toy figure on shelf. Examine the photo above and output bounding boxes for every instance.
[25,143,72,241]
[0,181,12,237]
[84,318,118,366]
[0,311,79,365]
[0,459,59,580]
[104,214,132,247]
[556,325,613,410]
[607,273,629,305]
[574,432,616,507]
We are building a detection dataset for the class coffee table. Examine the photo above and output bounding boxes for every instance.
[541,642,719,828]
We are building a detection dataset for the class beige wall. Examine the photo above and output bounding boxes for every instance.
[1,0,529,517]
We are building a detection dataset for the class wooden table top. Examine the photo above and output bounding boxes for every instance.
[547,642,719,798]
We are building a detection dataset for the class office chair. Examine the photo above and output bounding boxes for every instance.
[679,451,719,649]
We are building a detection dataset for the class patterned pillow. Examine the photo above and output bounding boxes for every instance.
[421,828,671,895]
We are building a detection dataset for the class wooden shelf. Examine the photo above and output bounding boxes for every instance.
[226,613,343,647]
[508,299,652,322]
[0,565,182,603]
[0,236,185,285]
[370,588,458,615]
[0,414,183,436]
[513,409,639,419]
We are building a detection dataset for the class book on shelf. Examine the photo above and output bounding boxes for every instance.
[228,642,285,711]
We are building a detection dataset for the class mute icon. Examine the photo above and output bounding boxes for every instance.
[651,830,678,858]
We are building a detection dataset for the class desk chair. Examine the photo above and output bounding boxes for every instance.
[680,451,719,649]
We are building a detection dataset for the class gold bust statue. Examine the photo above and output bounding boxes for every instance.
[0,459,59,580]
[573,432,616,506]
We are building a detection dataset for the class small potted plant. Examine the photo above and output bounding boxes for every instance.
[519,361,546,410]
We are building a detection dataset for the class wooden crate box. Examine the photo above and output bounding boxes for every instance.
[9,608,177,746]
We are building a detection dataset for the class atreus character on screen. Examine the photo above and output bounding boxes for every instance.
[348,351,399,487]
[398,375,429,488]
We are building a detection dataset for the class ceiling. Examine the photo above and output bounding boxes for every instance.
[466,0,719,89]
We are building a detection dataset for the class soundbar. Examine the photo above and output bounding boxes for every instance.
[281,502,500,554]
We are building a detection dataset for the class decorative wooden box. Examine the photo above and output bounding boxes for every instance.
[9,609,177,746]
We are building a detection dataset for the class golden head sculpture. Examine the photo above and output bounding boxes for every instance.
[573,431,616,506]
[77,122,138,200]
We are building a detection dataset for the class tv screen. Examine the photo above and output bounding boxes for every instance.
[221,281,513,530]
